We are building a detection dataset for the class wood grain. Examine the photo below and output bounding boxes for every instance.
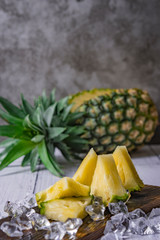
[0,185,160,240]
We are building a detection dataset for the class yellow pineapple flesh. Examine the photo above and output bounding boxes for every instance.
[73,148,97,186]
[90,154,129,205]
[40,197,91,222]
[113,146,144,192]
[36,177,90,207]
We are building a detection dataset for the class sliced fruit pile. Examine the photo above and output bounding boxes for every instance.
[36,146,144,222]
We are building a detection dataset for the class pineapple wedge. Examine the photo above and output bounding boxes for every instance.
[91,154,129,205]
[36,177,90,207]
[73,148,97,186]
[113,146,144,192]
[40,197,91,222]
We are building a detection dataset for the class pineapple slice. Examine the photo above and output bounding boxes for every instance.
[113,146,144,192]
[73,148,97,186]
[40,197,91,222]
[36,177,90,207]
[91,154,129,205]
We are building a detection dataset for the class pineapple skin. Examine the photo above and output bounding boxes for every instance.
[70,88,158,154]
[40,197,91,222]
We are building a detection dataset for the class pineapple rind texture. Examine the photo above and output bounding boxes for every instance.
[36,177,90,207]
[70,88,158,154]
[40,197,91,222]
[113,146,144,192]
[73,148,97,186]
[90,154,129,205]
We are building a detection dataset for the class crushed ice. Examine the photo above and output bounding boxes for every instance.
[102,201,160,239]
[85,196,106,221]
[0,194,83,239]
[1,195,160,239]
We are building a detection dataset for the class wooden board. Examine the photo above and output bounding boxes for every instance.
[0,185,160,240]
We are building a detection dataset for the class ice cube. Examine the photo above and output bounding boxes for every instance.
[143,226,155,235]
[129,217,148,235]
[92,196,103,206]
[101,232,117,240]
[85,203,105,221]
[11,215,32,230]
[30,213,51,230]
[22,194,37,208]
[104,220,116,234]
[128,208,147,220]
[111,213,129,228]
[149,215,160,233]
[104,213,128,236]
[108,201,128,215]
[4,201,28,217]
[0,221,23,237]
[45,222,66,240]
[26,208,36,220]
[64,218,83,239]
[149,208,160,219]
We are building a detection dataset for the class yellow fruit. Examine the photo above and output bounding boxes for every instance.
[40,197,91,222]
[36,177,90,207]
[113,146,144,192]
[73,148,97,186]
[70,88,158,153]
[91,154,129,205]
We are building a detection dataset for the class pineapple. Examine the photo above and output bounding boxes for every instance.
[70,88,158,153]
[113,146,144,192]
[0,88,158,177]
[73,148,97,186]
[36,177,90,207]
[90,154,129,205]
[40,197,91,222]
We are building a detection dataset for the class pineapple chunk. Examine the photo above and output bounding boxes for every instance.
[91,154,129,205]
[40,197,91,222]
[73,148,97,186]
[113,146,144,192]
[36,177,90,207]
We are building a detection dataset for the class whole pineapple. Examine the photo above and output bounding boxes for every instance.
[69,88,158,153]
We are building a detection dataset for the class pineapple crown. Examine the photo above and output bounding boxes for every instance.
[0,89,88,176]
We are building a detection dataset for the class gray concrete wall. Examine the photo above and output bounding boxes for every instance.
[0,0,160,115]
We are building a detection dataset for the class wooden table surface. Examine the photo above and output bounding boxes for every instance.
[0,144,160,217]
[0,145,160,240]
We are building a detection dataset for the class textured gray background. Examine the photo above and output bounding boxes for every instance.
[0,0,160,116]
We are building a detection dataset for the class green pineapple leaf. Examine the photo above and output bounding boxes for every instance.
[43,103,57,127]
[0,140,37,170]
[38,140,62,176]
[30,148,39,172]
[0,138,18,148]
[53,134,69,143]
[0,125,25,139]
[0,89,88,176]
[56,142,71,162]
[0,96,25,118]
[49,88,56,104]
[0,108,23,125]
[62,104,73,121]
[57,97,68,114]
[21,94,34,115]
[21,152,31,167]
[48,127,66,139]
[31,135,44,143]
[0,139,19,163]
